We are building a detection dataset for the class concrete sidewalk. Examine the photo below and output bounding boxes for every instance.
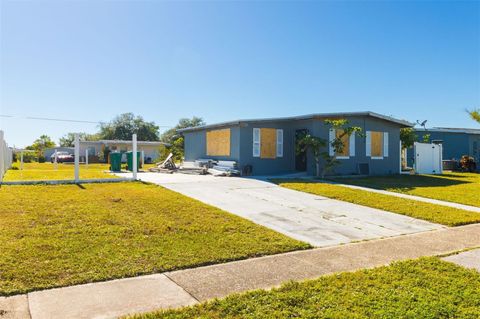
[117,173,441,247]
[2,223,479,319]
[442,248,480,272]
[330,181,480,213]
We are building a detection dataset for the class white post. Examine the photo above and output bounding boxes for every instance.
[74,133,80,182]
[399,141,402,173]
[54,149,58,170]
[20,151,24,170]
[85,149,89,167]
[141,150,144,167]
[132,134,137,180]
[0,130,4,181]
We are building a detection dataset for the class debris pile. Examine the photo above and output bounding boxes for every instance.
[207,160,240,176]
[149,155,240,176]
[149,153,177,173]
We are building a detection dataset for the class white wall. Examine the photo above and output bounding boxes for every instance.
[0,130,13,182]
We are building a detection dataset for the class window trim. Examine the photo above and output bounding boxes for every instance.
[253,128,261,157]
[276,129,283,158]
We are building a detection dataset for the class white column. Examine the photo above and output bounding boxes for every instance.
[20,151,24,170]
[399,141,402,173]
[141,150,144,167]
[0,130,4,181]
[74,133,80,182]
[85,149,89,167]
[54,149,58,170]
[132,134,137,180]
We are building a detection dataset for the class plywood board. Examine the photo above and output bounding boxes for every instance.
[206,129,231,156]
[335,129,350,156]
[260,128,276,159]
[371,131,383,157]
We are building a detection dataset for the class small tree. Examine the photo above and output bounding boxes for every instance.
[296,119,362,178]
[59,132,99,147]
[99,113,160,141]
[160,117,205,161]
[400,128,417,149]
[296,134,326,177]
[323,119,362,177]
[26,135,56,162]
[421,134,431,143]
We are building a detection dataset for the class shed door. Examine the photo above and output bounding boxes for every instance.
[414,142,442,174]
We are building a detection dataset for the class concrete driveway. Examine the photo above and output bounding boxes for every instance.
[121,173,442,247]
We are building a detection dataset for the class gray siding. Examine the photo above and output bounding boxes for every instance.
[183,126,240,162]
[417,131,470,160]
[238,120,314,175]
[408,131,480,170]
[183,115,403,176]
[305,117,401,176]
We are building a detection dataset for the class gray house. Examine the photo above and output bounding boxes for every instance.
[413,127,480,166]
[179,111,411,176]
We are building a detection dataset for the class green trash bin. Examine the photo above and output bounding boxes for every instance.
[126,151,141,171]
[109,152,122,172]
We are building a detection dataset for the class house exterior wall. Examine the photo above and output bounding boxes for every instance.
[302,117,401,176]
[238,119,315,175]
[182,115,404,176]
[183,127,241,162]
[413,131,470,161]
[469,134,480,165]
[79,143,161,162]
[408,131,480,170]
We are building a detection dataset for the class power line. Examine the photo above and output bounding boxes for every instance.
[0,114,172,127]
[26,116,101,124]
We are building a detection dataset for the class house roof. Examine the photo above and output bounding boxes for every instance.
[177,111,413,133]
[79,140,169,146]
[414,127,480,135]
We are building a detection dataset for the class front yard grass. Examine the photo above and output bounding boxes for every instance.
[4,162,118,181]
[278,181,480,226]
[331,172,480,208]
[0,182,308,295]
[129,257,480,319]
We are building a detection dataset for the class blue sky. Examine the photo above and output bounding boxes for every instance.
[1,1,479,147]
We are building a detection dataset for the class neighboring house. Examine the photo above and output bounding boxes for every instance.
[179,111,411,176]
[44,147,74,159]
[411,128,480,168]
[79,140,168,163]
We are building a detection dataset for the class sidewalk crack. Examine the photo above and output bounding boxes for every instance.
[164,273,200,303]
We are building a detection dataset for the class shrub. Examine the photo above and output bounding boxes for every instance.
[460,155,477,172]
[20,152,37,163]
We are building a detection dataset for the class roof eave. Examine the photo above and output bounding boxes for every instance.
[177,111,413,133]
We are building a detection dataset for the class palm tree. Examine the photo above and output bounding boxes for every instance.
[469,109,480,124]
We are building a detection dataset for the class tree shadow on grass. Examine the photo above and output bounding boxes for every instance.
[332,174,472,192]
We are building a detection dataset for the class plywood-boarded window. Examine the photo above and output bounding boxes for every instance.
[370,131,383,157]
[335,129,350,157]
[206,128,231,156]
[260,128,276,159]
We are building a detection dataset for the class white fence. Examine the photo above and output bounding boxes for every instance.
[0,130,13,182]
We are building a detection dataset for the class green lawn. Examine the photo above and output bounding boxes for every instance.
[4,162,118,181]
[129,257,480,319]
[331,172,480,208]
[0,182,308,295]
[278,181,480,226]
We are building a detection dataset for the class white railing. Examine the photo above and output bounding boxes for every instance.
[0,130,13,182]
